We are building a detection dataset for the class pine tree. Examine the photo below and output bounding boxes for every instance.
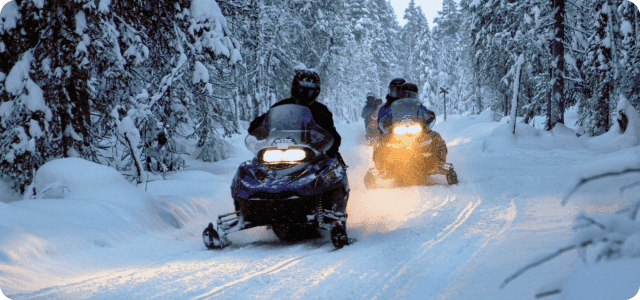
[367,0,402,90]
[582,0,617,136]
[400,0,429,86]
[430,0,472,116]
[0,0,107,191]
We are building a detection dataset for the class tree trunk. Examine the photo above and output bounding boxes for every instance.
[546,68,553,130]
[607,0,619,103]
[636,7,640,45]
[124,132,143,184]
[510,54,524,134]
[596,82,611,135]
[443,92,447,121]
[476,83,482,114]
[504,93,509,116]
[551,0,565,128]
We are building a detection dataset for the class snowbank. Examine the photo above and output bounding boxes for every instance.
[1,158,210,268]
[29,158,145,204]
[591,97,640,148]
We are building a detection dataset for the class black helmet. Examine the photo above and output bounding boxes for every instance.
[291,69,321,105]
[401,82,419,99]
[387,78,406,100]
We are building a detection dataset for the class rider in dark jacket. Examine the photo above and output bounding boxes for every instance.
[248,69,342,158]
[361,92,380,129]
[362,92,383,141]
[377,78,406,131]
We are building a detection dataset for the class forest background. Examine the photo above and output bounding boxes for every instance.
[1,0,639,193]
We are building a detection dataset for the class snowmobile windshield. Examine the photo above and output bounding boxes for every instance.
[245,104,334,155]
[379,98,436,133]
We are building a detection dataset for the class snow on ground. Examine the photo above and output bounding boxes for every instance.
[1,109,639,299]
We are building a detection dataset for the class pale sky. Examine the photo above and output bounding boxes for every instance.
[1,0,9,10]
[389,0,443,28]
[0,0,445,28]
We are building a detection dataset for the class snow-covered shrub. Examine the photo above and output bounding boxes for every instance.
[197,135,235,162]
[110,106,144,183]
[108,99,188,183]
[501,108,640,296]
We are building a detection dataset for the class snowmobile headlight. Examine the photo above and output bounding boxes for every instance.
[262,149,306,163]
[407,124,422,134]
[393,125,422,135]
[393,126,407,135]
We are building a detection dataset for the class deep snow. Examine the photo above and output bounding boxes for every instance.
[1,107,640,300]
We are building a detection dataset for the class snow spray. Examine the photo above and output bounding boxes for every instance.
[0,288,12,300]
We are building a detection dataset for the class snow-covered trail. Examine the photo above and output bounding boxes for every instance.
[9,115,620,300]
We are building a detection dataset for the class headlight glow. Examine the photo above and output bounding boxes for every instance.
[262,149,306,162]
[393,126,408,135]
[407,124,422,134]
[393,125,422,135]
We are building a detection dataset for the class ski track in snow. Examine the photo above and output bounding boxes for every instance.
[7,116,626,299]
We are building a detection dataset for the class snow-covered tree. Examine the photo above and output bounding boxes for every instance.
[581,0,618,136]
[429,0,473,116]
[0,0,241,190]
[0,0,105,191]
[399,0,429,87]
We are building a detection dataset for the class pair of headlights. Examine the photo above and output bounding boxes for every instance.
[262,149,306,163]
[393,124,422,135]
[261,125,421,162]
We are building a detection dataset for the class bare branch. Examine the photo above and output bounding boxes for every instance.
[564,24,591,36]
[575,215,606,230]
[500,243,588,289]
[562,75,584,83]
[631,199,640,221]
[562,168,640,206]
[535,289,562,298]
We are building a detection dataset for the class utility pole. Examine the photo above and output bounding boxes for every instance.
[440,87,449,121]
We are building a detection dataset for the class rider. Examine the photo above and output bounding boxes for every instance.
[372,78,405,172]
[374,82,448,174]
[399,83,448,170]
[361,92,380,130]
[248,69,342,159]
[377,78,406,132]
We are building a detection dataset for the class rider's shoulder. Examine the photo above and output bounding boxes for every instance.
[272,98,297,107]
[310,100,331,112]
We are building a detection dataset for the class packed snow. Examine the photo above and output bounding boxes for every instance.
[1,108,640,299]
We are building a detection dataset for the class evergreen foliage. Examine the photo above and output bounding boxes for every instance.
[1,0,640,191]
[0,0,403,191]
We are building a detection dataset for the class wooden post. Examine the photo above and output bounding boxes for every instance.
[440,87,449,121]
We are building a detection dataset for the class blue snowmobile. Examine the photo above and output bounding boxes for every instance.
[203,104,351,249]
[365,97,458,189]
